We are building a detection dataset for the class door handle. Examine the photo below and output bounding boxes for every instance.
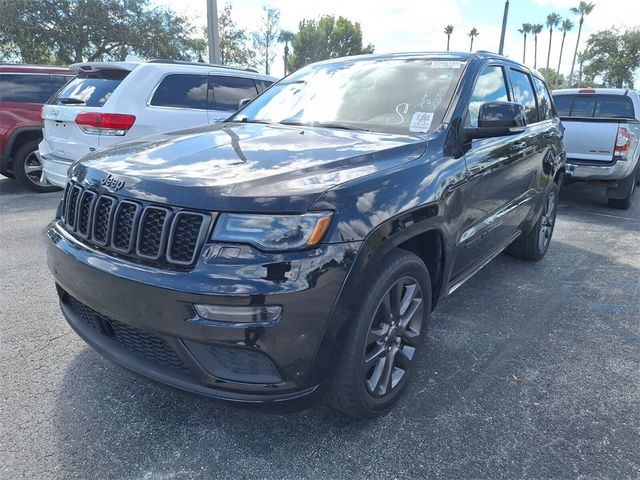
[511,142,526,151]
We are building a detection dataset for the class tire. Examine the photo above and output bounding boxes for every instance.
[12,139,61,193]
[326,249,432,420]
[508,183,559,261]
[607,171,636,210]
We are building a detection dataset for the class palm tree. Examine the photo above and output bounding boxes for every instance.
[531,24,543,69]
[518,23,532,64]
[545,13,561,69]
[468,27,479,52]
[556,19,574,75]
[444,25,454,51]
[569,1,595,85]
[278,30,295,76]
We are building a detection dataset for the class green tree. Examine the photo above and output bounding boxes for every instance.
[252,7,280,75]
[279,30,295,76]
[0,0,199,64]
[444,25,454,51]
[215,3,254,67]
[568,1,596,84]
[538,67,565,87]
[288,15,374,72]
[468,27,479,52]
[557,19,574,75]
[518,23,532,64]
[581,28,640,88]
[531,24,543,68]
[545,13,561,69]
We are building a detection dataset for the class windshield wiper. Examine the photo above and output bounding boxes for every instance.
[57,97,85,105]
[279,120,370,132]
[231,117,273,125]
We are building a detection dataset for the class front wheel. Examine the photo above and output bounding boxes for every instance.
[508,183,559,261]
[327,249,432,419]
[12,139,61,193]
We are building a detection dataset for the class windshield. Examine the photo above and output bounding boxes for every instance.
[232,58,465,135]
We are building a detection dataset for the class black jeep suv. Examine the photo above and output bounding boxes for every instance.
[46,52,565,419]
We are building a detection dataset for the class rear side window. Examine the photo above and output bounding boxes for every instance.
[150,74,209,110]
[508,69,538,124]
[0,74,64,104]
[50,70,129,107]
[256,79,274,93]
[212,76,259,111]
[532,76,554,120]
[466,66,509,127]
[552,94,635,119]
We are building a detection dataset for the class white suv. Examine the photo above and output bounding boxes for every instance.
[39,60,276,187]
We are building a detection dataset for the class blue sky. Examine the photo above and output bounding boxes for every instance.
[153,0,639,82]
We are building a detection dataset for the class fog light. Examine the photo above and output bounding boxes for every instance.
[192,304,282,325]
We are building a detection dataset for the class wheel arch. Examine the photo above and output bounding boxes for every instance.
[4,126,43,171]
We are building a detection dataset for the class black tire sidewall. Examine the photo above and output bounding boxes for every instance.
[13,139,60,193]
[331,249,432,418]
[536,183,559,257]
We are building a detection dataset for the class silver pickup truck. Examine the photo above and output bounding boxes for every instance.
[552,88,640,209]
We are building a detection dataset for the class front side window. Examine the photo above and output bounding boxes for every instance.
[532,76,554,121]
[466,65,509,127]
[232,58,465,135]
[508,69,539,124]
[0,74,60,103]
[150,74,209,110]
[212,76,259,111]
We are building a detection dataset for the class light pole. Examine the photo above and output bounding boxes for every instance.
[498,0,509,55]
[206,0,221,64]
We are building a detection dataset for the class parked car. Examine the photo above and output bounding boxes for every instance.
[46,52,565,419]
[552,88,640,209]
[39,60,276,188]
[0,64,73,191]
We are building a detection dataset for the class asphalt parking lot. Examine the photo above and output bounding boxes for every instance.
[1,176,639,480]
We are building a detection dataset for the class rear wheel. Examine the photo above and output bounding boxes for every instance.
[508,183,559,261]
[607,170,636,210]
[327,249,432,419]
[13,139,60,193]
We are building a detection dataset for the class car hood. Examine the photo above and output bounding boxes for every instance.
[71,122,427,212]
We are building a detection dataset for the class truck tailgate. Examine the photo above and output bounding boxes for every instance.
[561,118,618,163]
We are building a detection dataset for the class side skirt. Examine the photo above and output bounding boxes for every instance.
[446,230,521,295]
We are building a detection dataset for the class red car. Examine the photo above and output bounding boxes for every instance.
[0,64,73,191]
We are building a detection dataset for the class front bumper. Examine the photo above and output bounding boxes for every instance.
[40,151,73,188]
[47,221,361,403]
[565,156,638,182]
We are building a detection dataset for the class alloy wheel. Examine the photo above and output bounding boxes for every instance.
[363,276,424,397]
[538,190,557,251]
[23,150,51,187]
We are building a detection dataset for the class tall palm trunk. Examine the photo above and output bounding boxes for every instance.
[569,17,584,84]
[534,36,538,68]
[447,35,450,51]
[546,28,553,69]
[557,31,567,75]
[522,36,527,63]
[470,37,474,51]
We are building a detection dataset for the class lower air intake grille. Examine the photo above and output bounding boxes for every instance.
[69,296,188,372]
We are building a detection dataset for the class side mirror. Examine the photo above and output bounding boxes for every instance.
[238,98,253,109]
[463,102,526,140]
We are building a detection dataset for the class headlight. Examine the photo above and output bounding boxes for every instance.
[212,212,333,251]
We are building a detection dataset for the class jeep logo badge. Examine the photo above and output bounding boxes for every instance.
[101,174,125,191]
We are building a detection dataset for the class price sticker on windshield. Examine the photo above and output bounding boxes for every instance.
[410,112,433,133]
[430,60,461,69]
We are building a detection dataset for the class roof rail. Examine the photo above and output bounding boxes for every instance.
[147,59,259,74]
